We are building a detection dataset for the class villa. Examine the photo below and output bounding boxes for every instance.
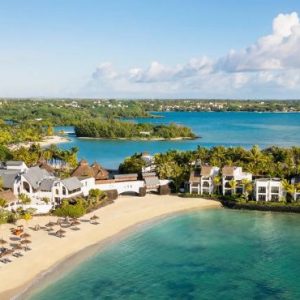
[188,166,219,195]
[222,166,252,195]
[0,159,170,214]
[254,178,284,202]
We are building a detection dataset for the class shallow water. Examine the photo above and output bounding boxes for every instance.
[30,209,300,300]
[56,112,300,169]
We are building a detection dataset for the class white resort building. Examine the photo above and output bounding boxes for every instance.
[188,166,219,195]
[0,159,170,214]
[222,166,252,195]
[254,178,283,202]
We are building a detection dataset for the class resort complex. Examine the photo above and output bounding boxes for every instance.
[0,157,170,214]
[188,165,300,202]
[0,151,299,217]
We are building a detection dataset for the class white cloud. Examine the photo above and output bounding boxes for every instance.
[81,12,300,98]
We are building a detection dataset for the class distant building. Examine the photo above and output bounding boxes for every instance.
[254,178,284,202]
[141,152,156,173]
[222,166,252,195]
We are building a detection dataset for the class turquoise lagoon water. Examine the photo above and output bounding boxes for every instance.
[56,112,300,169]
[30,209,300,300]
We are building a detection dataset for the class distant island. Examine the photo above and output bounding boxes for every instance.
[74,119,197,140]
[0,99,300,127]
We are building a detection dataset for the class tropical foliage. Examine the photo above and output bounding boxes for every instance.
[53,198,87,218]
[75,119,196,139]
[120,146,300,192]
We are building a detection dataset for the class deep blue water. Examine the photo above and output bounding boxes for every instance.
[56,112,300,169]
[30,209,300,300]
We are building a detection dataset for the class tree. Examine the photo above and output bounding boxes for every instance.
[229,179,237,195]
[282,179,296,202]
[22,212,32,223]
[41,197,50,204]
[119,153,146,174]
[54,198,86,218]
[241,179,253,200]
[0,198,7,209]
[213,176,222,194]
[19,193,31,205]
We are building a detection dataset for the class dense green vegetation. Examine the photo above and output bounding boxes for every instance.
[139,99,300,112]
[120,146,300,191]
[0,120,52,145]
[75,119,196,139]
[222,198,300,213]
[0,99,151,125]
[0,143,78,168]
[1,100,300,128]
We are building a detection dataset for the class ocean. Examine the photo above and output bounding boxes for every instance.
[29,209,300,300]
[56,112,300,169]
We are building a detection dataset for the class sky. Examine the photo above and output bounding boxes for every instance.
[1,0,300,99]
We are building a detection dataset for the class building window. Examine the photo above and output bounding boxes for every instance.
[203,181,210,187]
[258,187,266,193]
[62,186,66,195]
[56,189,59,195]
[271,194,279,202]
[271,187,279,193]
[23,181,30,193]
[258,195,266,201]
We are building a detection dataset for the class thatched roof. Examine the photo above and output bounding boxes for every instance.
[71,160,109,180]
[91,162,109,180]
[189,170,201,183]
[37,160,55,174]
[222,166,236,176]
[200,166,213,176]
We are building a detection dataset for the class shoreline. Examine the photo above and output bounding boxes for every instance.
[7,135,70,150]
[77,136,199,141]
[0,195,220,299]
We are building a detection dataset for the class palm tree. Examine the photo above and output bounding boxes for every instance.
[229,179,237,195]
[241,179,253,200]
[282,179,296,202]
[213,176,221,194]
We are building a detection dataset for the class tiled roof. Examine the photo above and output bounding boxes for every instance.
[23,167,52,190]
[62,177,82,191]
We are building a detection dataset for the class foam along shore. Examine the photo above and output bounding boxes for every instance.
[0,194,220,299]
[8,135,70,150]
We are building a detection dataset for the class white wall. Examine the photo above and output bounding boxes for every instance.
[95,180,145,195]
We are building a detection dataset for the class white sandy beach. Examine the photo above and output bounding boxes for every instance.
[8,135,70,150]
[0,194,220,299]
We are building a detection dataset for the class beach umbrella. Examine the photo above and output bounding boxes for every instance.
[20,239,32,251]
[90,215,99,223]
[56,229,66,238]
[3,249,14,256]
[34,224,40,231]
[20,239,31,245]
[0,238,7,245]
[45,221,55,227]
[13,244,23,251]
[71,220,81,226]
[20,233,31,239]
[45,222,56,231]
